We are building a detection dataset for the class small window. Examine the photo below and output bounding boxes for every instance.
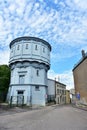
[17,91,24,94]
[43,47,45,53]
[36,70,39,76]
[35,45,38,50]
[62,90,64,94]
[57,89,59,94]
[26,44,28,49]
[35,86,39,91]
[17,45,20,50]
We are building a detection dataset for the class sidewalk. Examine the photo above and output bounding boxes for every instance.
[0,103,58,116]
[72,104,87,111]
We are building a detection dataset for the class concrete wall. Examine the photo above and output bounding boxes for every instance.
[10,66,47,85]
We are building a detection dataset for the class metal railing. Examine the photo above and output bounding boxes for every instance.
[10,96,24,107]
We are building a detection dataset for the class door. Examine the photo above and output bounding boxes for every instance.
[17,90,24,106]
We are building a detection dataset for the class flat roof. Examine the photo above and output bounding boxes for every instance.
[9,36,51,51]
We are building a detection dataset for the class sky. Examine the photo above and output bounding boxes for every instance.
[0,0,87,90]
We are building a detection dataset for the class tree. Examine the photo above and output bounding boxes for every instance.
[0,65,10,102]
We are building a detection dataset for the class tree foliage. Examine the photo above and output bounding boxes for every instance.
[0,65,10,101]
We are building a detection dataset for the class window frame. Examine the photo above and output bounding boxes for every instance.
[19,75,25,84]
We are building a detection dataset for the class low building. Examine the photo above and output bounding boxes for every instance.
[73,50,87,105]
[47,79,55,103]
[70,88,76,104]
[55,81,66,104]
[66,90,70,104]
[47,79,66,104]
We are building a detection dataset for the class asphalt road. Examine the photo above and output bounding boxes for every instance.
[0,105,87,130]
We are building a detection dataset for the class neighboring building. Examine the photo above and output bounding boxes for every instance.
[7,36,51,106]
[73,50,87,105]
[47,79,55,102]
[55,80,66,104]
[66,90,70,104]
[47,79,66,104]
[70,88,76,104]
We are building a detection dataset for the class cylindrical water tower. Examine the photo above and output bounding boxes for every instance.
[8,36,51,106]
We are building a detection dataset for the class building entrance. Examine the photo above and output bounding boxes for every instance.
[17,91,24,106]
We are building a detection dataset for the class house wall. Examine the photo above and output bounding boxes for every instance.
[47,79,66,104]
[55,82,66,104]
[66,90,70,104]
[73,58,87,104]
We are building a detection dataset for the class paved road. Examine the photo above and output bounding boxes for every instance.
[0,105,87,130]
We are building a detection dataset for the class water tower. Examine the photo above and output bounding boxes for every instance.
[7,36,51,106]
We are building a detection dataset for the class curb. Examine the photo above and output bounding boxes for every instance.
[72,105,87,111]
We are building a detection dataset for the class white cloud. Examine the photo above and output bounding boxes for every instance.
[54,0,59,4]
[0,0,87,48]
[0,49,10,65]
[74,0,87,10]
[48,69,74,90]
[0,0,87,77]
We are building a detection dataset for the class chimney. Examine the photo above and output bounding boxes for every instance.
[81,50,85,58]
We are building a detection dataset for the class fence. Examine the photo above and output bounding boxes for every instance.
[47,95,55,103]
[10,95,24,107]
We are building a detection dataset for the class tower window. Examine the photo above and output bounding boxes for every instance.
[35,86,39,91]
[43,47,45,53]
[36,70,39,76]
[35,45,38,50]
[26,44,28,49]
[17,45,20,50]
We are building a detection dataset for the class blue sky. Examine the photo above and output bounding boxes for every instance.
[0,0,87,89]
